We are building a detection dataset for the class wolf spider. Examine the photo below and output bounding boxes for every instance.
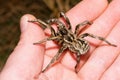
[28,12,117,73]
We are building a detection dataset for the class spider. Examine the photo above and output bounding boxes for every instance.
[28,12,117,73]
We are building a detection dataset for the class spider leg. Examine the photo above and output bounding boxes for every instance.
[47,18,68,32]
[60,12,72,30]
[42,45,67,72]
[47,18,65,28]
[28,19,56,36]
[75,54,81,73]
[74,20,92,35]
[80,33,117,47]
[33,36,59,44]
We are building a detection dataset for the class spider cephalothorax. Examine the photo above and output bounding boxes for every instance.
[28,12,117,73]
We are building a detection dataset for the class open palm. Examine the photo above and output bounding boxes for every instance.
[1,0,120,80]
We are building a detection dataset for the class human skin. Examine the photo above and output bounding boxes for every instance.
[0,0,120,80]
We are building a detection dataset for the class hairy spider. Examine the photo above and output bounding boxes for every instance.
[28,12,117,73]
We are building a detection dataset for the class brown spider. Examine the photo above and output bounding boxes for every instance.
[28,12,117,73]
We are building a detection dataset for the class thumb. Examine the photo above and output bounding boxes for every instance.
[0,14,45,80]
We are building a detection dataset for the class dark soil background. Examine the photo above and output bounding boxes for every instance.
[0,0,112,71]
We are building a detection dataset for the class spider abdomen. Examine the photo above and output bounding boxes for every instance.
[77,39,90,55]
[67,38,89,55]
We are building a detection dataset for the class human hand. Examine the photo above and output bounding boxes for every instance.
[0,0,120,80]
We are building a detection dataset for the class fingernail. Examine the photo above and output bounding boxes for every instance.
[20,14,30,32]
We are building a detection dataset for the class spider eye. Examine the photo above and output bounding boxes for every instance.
[60,29,68,35]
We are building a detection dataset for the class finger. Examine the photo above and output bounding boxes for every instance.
[78,19,120,79]
[82,0,120,54]
[100,55,120,80]
[70,0,120,71]
[0,14,45,80]
[100,22,120,80]
[66,0,108,29]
